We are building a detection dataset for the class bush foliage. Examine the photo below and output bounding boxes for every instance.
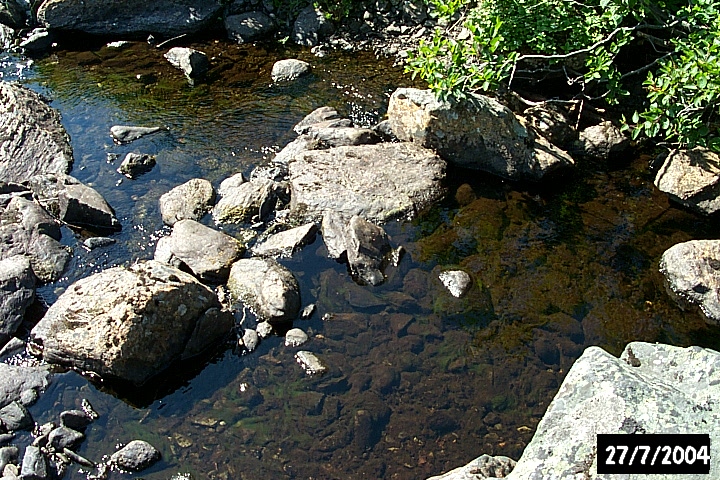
[406,0,720,152]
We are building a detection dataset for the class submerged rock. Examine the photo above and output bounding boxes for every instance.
[118,152,156,178]
[227,258,300,324]
[37,0,222,36]
[438,270,472,298]
[159,178,216,226]
[31,260,233,385]
[110,440,160,472]
[387,88,573,181]
[154,219,245,283]
[660,239,720,325]
[110,125,163,144]
[295,351,327,375]
[654,147,720,215]
[498,342,720,479]
[271,59,311,82]
[0,82,73,183]
[288,142,446,224]
[0,255,35,348]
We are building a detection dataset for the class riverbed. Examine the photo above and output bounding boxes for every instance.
[3,39,720,479]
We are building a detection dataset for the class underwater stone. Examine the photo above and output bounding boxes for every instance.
[110,440,160,472]
[295,351,327,375]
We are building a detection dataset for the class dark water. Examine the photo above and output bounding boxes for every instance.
[4,39,720,479]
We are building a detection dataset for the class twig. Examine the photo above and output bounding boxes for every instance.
[155,34,187,49]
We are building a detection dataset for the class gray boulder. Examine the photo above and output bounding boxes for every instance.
[159,178,216,226]
[0,363,50,408]
[118,152,156,178]
[321,213,392,286]
[30,260,233,385]
[0,401,33,432]
[309,127,380,148]
[212,177,285,224]
[654,147,720,215]
[164,47,209,81]
[154,219,245,283]
[273,135,320,164]
[0,82,73,183]
[576,120,631,161]
[271,59,311,82]
[0,24,15,51]
[498,342,720,479]
[110,440,160,472]
[293,106,345,135]
[110,125,163,144]
[426,454,516,480]
[37,0,222,36]
[251,222,318,258]
[387,88,574,181]
[660,240,720,325]
[288,142,446,224]
[0,256,35,348]
[0,0,25,28]
[292,5,333,47]
[225,12,275,44]
[227,258,300,324]
[217,173,246,197]
[20,446,47,480]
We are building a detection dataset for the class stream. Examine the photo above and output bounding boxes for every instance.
[3,38,720,479]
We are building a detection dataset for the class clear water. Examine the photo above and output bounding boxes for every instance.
[4,39,720,479]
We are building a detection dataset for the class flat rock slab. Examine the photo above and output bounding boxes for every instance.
[251,222,318,258]
[0,363,51,408]
[660,239,720,325]
[31,260,233,385]
[655,147,720,215]
[0,82,73,183]
[288,142,446,224]
[154,219,245,283]
[502,342,720,479]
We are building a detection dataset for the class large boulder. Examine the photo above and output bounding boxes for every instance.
[0,255,35,348]
[159,178,216,226]
[227,258,300,324]
[30,260,233,386]
[154,219,245,283]
[225,12,275,44]
[387,88,574,181]
[654,147,720,215]
[37,0,223,36]
[660,240,720,325]
[0,82,73,183]
[292,5,333,47]
[0,0,26,29]
[496,342,720,479]
[288,142,446,224]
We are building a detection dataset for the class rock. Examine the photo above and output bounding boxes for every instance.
[322,213,392,286]
[241,329,259,352]
[217,173,246,197]
[387,88,574,181]
[118,152,156,178]
[293,106,344,135]
[0,446,18,475]
[654,147,720,215]
[82,237,115,250]
[164,47,209,80]
[500,342,720,479]
[58,180,121,232]
[295,350,327,375]
[59,410,92,431]
[159,178,215,226]
[524,104,576,148]
[0,364,50,408]
[371,119,396,142]
[18,28,55,53]
[251,222,318,257]
[0,24,15,51]
[256,321,272,338]
[47,426,84,451]
[110,125,163,144]
[249,164,288,182]
[576,120,631,161]
[300,303,316,319]
[212,178,285,224]
[288,142,446,224]
[426,454,516,480]
[309,127,381,148]
[273,135,320,164]
[227,258,300,324]
[293,5,334,47]
[225,12,275,44]
[0,256,35,348]
[402,0,427,24]
[285,328,308,347]
[438,270,472,298]
[659,240,720,325]
[30,260,233,385]
[0,401,32,432]
[271,59,311,82]
[154,219,245,283]
[37,0,222,36]
[0,0,25,28]
[110,440,160,472]
[0,82,73,183]
[19,446,46,480]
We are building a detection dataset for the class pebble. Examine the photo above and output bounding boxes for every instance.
[256,321,273,339]
[109,440,160,472]
[285,328,309,347]
[300,303,316,319]
[241,329,259,353]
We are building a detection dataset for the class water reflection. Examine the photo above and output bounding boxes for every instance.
[6,39,720,479]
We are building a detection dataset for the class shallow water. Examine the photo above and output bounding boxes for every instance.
[5,39,720,479]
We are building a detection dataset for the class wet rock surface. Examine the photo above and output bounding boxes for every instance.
[388,88,574,181]
[164,47,210,81]
[251,222,317,258]
[118,152,156,178]
[0,364,50,408]
[654,147,720,215]
[0,255,35,348]
[288,142,446,223]
[0,82,73,183]
[110,125,163,144]
[427,454,516,480]
[30,260,233,385]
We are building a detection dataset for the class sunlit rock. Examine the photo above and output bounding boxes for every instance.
[292,5,334,47]
[576,120,631,161]
[251,222,318,258]
[110,125,163,144]
[0,364,50,408]
[118,152,155,179]
[438,270,472,298]
[213,178,286,224]
[271,59,310,82]
[295,350,326,375]
[110,440,160,472]
[655,147,720,215]
[164,47,209,81]
[426,454,516,480]
[160,178,216,226]
[285,328,308,347]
